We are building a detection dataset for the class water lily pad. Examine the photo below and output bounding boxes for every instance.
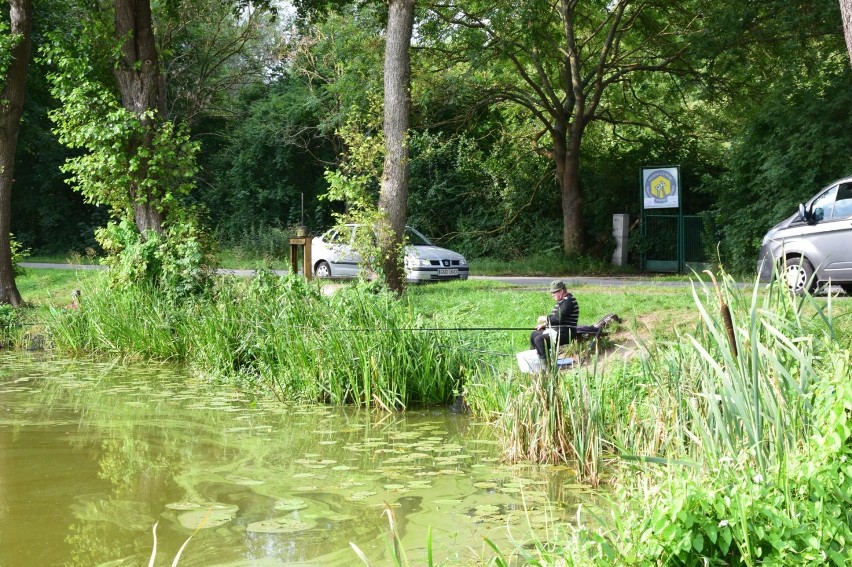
[382,484,405,491]
[347,490,377,501]
[433,499,463,506]
[231,477,265,486]
[166,501,232,512]
[274,498,308,511]
[473,481,498,489]
[389,432,421,440]
[177,505,238,530]
[246,516,316,533]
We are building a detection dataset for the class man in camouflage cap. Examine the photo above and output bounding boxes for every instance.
[529,280,579,369]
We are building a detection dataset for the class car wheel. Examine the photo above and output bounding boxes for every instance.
[840,284,852,296]
[781,256,815,295]
[315,261,332,279]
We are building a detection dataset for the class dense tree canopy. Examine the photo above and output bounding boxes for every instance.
[1,0,849,284]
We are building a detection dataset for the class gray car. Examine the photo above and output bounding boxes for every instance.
[757,175,852,294]
[311,224,469,282]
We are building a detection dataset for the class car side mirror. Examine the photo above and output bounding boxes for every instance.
[798,203,815,225]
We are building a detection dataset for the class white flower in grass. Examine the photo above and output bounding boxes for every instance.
[718,519,729,528]
[752,473,764,484]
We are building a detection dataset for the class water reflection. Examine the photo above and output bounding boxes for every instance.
[0,352,587,566]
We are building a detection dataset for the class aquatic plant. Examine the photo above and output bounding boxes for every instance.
[350,504,433,567]
[499,369,570,466]
[46,273,480,409]
[148,510,210,567]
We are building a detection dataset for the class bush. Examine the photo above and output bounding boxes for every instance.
[96,217,213,299]
[11,234,30,276]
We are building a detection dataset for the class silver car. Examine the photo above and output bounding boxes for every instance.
[311,224,469,282]
[757,176,852,294]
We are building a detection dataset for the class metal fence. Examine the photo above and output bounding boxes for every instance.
[642,214,706,272]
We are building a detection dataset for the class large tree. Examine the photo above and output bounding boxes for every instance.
[378,0,415,293]
[429,0,699,254]
[113,0,167,234]
[842,0,852,65]
[0,0,33,306]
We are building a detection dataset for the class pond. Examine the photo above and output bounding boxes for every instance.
[0,352,588,566]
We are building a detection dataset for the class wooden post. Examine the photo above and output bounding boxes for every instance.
[289,232,312,279]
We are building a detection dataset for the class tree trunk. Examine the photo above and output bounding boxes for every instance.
[842,0,852,67]
[378,0,415,294]
[114,0,165,234]
[0,0,33,307]
[553,127,584,255]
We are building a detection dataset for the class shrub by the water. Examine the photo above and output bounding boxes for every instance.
[47,272,475,409]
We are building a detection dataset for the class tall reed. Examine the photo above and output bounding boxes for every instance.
[46,272,481,409]
[493,275,852,564]
[500,369,570,465]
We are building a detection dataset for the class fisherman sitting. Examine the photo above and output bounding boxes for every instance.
[529,280,579,369]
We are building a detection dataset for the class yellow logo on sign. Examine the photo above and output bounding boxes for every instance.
[649,174,673,200]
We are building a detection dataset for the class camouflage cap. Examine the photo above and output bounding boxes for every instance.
[548,280,566,293]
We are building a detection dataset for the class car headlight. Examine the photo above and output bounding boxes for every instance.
[458,258,467,266]
[761,229,777,247]
[405,257,431,268]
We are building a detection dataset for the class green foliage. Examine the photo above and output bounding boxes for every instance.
[489,273,852,564]
[0,19,18,90]
[592,347,852,566]
[10,234,30,276]
[322,109,385,214]
[196,78,334,240]
[41,21,209,294]
[46,65,200,220]
[407,128,561,260]
[321,107,392,280]
[0,304,19,345]
[699,69,852,272]
[96,217,211,298]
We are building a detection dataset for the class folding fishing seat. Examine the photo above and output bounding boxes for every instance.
[557,313,623,362]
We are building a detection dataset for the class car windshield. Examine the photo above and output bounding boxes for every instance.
[405,227,433,246]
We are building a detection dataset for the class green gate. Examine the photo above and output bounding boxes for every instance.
[640,166,706,273]
[642,214,706,273]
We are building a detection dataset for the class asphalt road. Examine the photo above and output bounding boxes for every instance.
[19,262,710,289]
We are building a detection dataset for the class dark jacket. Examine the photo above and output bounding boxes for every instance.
[547,293,579,335]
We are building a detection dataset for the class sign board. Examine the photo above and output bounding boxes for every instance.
[642,167,680,209]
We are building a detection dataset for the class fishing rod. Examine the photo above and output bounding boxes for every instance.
[336,326,536,332]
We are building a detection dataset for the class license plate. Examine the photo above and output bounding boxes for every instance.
[438,268,458,276]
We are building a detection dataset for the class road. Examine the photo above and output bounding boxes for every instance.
[20,262,850,294]
[21,262,699,288]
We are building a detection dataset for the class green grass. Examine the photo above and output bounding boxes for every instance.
[15,267,101,307]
